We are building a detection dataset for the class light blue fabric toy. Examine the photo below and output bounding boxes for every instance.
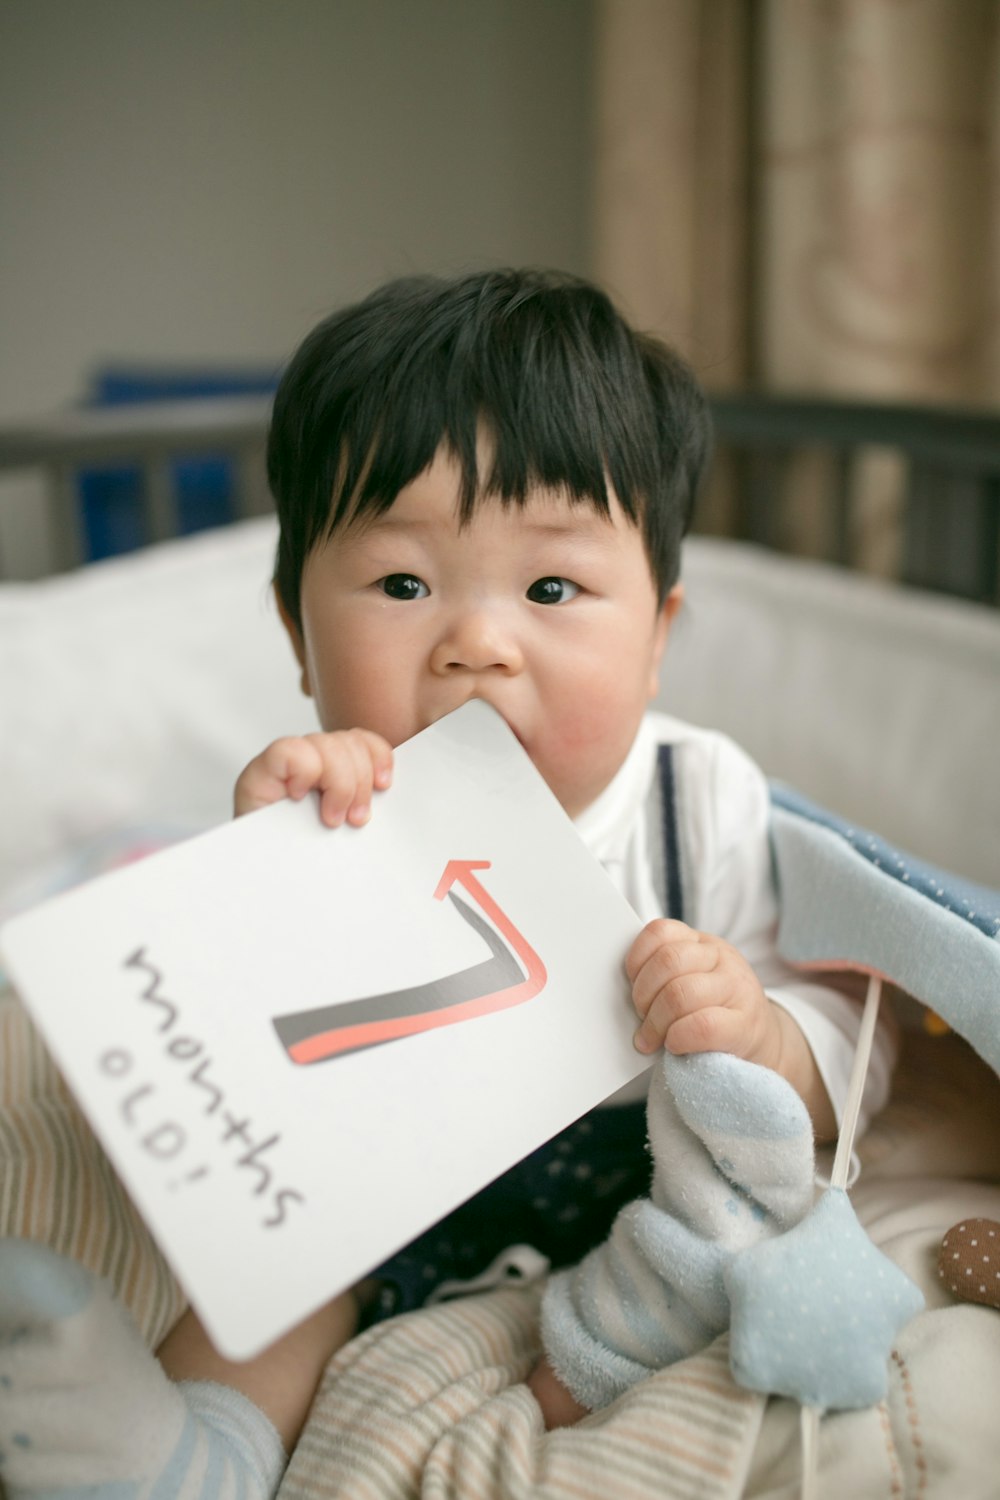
[541,1048,818,1411]
[542,786,999,1417]
[726,1186,923,1408]
[771,784,1000,1068]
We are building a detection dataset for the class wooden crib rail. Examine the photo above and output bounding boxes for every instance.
[708,393,1000,606]
[0,395,272,575]
[0,391,998,604]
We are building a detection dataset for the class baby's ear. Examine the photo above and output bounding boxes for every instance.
[274,583,313,698]
[662,582,685,629]
[648,583,684,695]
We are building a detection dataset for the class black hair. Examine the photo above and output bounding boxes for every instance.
[267,269,711,627]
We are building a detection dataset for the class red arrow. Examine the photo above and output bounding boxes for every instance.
[433,859,547,1004]
[278,861,547,1064]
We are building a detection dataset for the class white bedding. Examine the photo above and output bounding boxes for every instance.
[3,518,998,907]
[276,1032,1000,1499]
[2,520,999,1497]
[4,976,999,1499]
[0,520,310,903]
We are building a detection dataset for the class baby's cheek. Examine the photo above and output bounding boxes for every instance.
[561,695,640,759]
[541,702,641,807]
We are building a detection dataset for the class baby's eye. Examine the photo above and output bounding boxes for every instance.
[377,573,429,601]
[526,577,580,605]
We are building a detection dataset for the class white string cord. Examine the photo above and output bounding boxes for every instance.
[800,1405,820,1500]
[799,972,884,1500]
[830,973,883,1191]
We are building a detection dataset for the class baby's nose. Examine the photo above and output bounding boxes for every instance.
[429,610,523,674]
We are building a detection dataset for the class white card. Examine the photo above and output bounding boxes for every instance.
[0,701,648,1358]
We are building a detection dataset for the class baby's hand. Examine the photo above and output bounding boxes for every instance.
[233,730,393,828]
[627,918,780,1069]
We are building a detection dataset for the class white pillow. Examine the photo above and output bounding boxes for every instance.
[2,523,996,905]
[663,538,1000,887]
[0,517,312,901]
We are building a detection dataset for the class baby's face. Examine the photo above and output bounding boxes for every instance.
[283,445,681,819]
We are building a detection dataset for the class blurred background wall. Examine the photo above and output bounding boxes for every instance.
[592,0,1000,573]
[0,0,594,421]
[2,0,999,578]
[595,0,1000,403]
[6,0,1000,414]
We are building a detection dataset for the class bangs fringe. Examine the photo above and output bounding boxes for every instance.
[269,271,709,623]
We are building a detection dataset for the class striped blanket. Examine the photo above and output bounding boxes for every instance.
[0,986,184,1348]
[284,1291,763,1499]
[5,982,1000,1498]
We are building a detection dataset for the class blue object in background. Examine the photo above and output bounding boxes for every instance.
[79,367,279,561]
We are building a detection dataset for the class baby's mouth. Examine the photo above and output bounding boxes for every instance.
[429,699,525,749]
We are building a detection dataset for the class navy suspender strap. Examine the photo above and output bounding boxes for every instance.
[656,742,686,923]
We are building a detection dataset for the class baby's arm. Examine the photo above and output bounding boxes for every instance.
[158,1291,360,1451]
[628,917,837,1142]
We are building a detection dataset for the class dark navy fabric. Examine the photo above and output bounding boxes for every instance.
[367,1103,650,1322]
[657,743,686,922]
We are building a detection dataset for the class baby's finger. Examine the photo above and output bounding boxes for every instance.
[660,1004,752,1059]
[625,918,701,982]
[342,733,380,827]
[281,737,331,800]
[633,970,724,1053]
[315,729,394,827]
[234,737,324,816]
[315,734,375,828]
[631,939,718,1020]
[355,729,394,792]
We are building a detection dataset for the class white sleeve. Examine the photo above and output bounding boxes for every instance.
[685,732,898,1134]
[766,977,898,1139]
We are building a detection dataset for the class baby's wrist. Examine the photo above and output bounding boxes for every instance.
[526,1357,588,1430]
[763,1000,836,1140]
[756,999,794,1077]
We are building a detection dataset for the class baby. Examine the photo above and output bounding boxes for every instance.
[0,269,896,1496]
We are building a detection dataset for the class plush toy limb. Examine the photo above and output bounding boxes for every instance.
[0,1238,285,1500]
[540,1050,816,1411]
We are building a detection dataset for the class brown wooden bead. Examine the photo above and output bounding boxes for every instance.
[937,1219,1000,1309]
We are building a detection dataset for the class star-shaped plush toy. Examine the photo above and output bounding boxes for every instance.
[726,1187,924,1409]
[741,785,998,1410]
[543,785,994,1424]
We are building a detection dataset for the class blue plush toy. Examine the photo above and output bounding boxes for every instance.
[543,786,1000,1468]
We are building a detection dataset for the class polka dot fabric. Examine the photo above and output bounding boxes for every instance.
[726,1187,924,1410]
[769,784,1000,1078]
[771,784,1000,941]
[938,1218,1000,1310]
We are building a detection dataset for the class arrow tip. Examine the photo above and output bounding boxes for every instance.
[434,859,491,901]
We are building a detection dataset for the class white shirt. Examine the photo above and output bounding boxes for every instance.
[574,712,896,1134]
